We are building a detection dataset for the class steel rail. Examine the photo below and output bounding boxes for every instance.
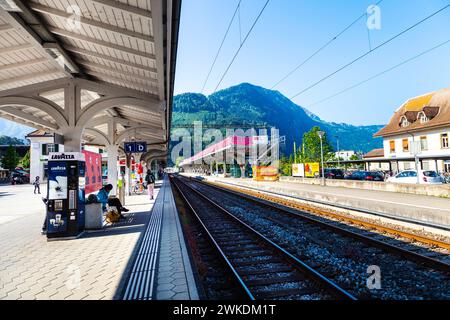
[172,176,357,300]
[170,176,255,300]
[192,178,450,272]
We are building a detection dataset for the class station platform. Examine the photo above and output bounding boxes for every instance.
[184,174,450,230]
[122,176,198,300]
[0,177,198,300]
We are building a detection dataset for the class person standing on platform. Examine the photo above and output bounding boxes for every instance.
[33,176,41,194]
[145,170,156,200]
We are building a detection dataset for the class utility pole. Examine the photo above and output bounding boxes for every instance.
[293,141,297,163]
[335,136,340,168]
[318,131,325,186]
[410,140,421,184]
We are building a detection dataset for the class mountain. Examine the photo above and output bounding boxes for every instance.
[172,83,383,154]
[0,118,33,143]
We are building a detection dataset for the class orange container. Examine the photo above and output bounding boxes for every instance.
[252,166,279,181]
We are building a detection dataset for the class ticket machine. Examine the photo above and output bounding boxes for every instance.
[46,152,86,240]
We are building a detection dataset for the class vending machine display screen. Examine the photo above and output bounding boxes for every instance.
[48,162,68,200]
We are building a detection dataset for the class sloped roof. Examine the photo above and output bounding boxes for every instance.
[375,87,450,137]
[363,148,384,159]
[25,129,53,137]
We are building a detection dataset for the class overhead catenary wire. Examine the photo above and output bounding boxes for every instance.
[308,38,450,107]
[289,3,450,100]
[200,0,242,94]
[271,0,385,90]
[212,0,271,93]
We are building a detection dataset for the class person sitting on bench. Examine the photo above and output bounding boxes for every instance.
[96,184,129,219]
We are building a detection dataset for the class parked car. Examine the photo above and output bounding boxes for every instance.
[10,170,30,184]
[321,168,345,179]
[387,170,444,184]
[344,171,384,182]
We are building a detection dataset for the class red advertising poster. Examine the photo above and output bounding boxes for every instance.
[82,150,102,194]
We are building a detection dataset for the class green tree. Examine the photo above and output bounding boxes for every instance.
[21,150,31,168]
[279,155,293,176]
[301,126,334,163]
[1,145,19,171]
[349,154,360,161]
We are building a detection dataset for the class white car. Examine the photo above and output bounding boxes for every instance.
[387,170,444,185]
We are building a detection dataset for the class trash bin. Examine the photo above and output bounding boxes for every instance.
[85,203,103,229]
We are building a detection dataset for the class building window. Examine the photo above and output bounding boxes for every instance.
[420,136,428,151]
[389,140,395,153]
[400,116,409,128]
[445,162,450,173]
[442,134,449,149]
[404,162,411,170]
[402,139,409,152]
[42,144,59,156]
[47,144,57,153]
[418,112,429,124]
[422,161,430,170]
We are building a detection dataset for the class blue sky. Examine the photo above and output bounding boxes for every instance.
[174,0,450,125]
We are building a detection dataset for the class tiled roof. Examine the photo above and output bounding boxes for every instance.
[363,148,384,158]
[375,87,450,137]
[25,130,52,137]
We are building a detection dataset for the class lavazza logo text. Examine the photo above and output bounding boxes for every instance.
[50,154,76,160]
[50,166,66,171]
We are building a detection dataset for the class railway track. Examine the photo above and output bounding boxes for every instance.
[171,182,248,300]
[175,175,450,300]
[171,175,357,300]
[199,179,450,269]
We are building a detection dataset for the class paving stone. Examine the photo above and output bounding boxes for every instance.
[157,283,175,291]
[0,185,158,301]
[172,292,190,300]
[157,290,175,300]
[171,272,187,280]
[151,179,198,301]
[172,285,188,294]
[172,278,187,286]
[156,277,173,284]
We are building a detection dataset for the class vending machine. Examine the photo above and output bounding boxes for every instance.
[46,152,86,240]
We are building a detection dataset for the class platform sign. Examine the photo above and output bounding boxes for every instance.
[304,162,320,178]
[124,142,136,153]
[136,142,147,153]
[292,163,305,177]
[124,142,147,154]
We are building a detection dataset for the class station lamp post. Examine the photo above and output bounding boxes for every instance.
[335,136,340,168]
[318,131,325,186]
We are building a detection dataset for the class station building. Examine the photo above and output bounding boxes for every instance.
[179,135,276,177]
[364,87,450,173]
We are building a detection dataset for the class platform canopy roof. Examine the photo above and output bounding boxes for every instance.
[0,0,181,156]
[180,136,259,167]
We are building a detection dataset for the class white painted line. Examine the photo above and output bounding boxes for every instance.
[276,186,450,212]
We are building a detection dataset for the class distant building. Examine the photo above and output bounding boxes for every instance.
[26,130,108,182]
[26,130,64,182]
[335,150,356,161]
[363,148,390,171]
[370,87,450,173]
